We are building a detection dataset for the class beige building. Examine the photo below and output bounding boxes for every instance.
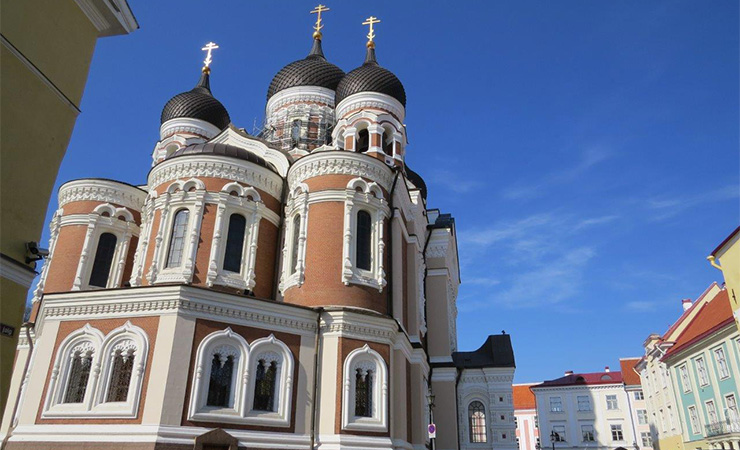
[709,227,740,329]
[0,0,137,417]
[0,13,516,450]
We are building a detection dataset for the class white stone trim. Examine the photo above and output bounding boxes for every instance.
[58,179,146,211]
[244,334,294,426]
[209,127,291,177]
[0,256,37,288]
[278,183,309,293]
[266,86,336,115]
[159,117,221,141]
[336,91,405,123]
[75,0,138,35]
[148,154,284,199]
[287,151,395,193]
[341,344,388,432]
[341,178,388,292]
[129,192,156,287]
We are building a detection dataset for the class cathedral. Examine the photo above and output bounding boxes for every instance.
[0,9,516,450]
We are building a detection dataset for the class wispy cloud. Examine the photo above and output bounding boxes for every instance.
[624,301,659,312]
[501,146,613,200]
[643,185,739,221]
[427,169,485,194]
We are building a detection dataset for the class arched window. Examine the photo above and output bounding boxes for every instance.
[223,214,246,273]
[89,233,117,288]
[166,209,189,268]
[207,352,235,407]
[469,401,488,443]
[382,130,393,155]
[291,119,301,143]
[290,214,301,274]
[356,129,369,153]
[354,366,373,417]
[63,347,94,403]
[253,358,278,411]
[356,210,372,271]
[105,346,135,402]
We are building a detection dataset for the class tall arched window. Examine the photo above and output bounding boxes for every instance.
[63,348,94,403]
[223,214,246,273]
[355,367,373,417]
[291,119,301,143]
[382,130,393,155]
[166,209,189,268]
[356,210,372,271]
[290,215,301,274]
[105,347,135,402]
[356,129,369,153]
[207,353,234,407]
[469,401,488,443]
[253,359,278,411]
[89,233,117,288]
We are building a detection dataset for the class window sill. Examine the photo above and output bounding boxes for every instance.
[343,416,387,432]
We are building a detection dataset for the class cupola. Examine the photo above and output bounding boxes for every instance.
[335,45,406,107]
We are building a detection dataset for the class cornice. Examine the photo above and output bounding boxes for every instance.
[0,255,37,288]
[266,86,335,115]
[287,151,394,193]
[336,92,405,123]
[58,179,146,211]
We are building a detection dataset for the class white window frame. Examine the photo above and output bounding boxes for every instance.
[278,183,309,293]
[577,395,591,411]
[714,346,730,379]
[611,424,624,441]
[42,322,149,419]
[726,394,739,421]
[638,409,648,425]
[244,334,294,427]
[581,424,595,442]
[341,344,388,432]
[148,178,206,284]
[606,394,619,410]
[550,396,563,412]
[71,204,138,291]
[696,357,709,386]
[634,390,644,400]
[552,425,566,442]
[341,178,389,292]
[641,431,652,447]
[205,183,263,291]
[688,405,700,434]
[188,327,249,422]
[667,405,676,430]
[706,400,718,424]
[680,364,692,393]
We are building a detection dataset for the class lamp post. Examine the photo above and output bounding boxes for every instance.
[550,430,558,450]
[427,388,436,450]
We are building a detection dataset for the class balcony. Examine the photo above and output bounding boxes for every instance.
[706,420,740,438]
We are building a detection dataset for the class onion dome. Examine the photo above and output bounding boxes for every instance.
[266,38,345,101]
[335,46,406,107]
[161,69,231,130]
[167,142,276,173]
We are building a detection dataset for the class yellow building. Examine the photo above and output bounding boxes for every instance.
[709,226,740,328]
[0,0,137,418]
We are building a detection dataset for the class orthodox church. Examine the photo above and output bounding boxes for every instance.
[1,9,516,450]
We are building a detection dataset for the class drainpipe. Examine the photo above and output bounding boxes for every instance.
[309,307,324,450]
[2,322,35,450]
[707,255,723,271]
[386,169,400,318]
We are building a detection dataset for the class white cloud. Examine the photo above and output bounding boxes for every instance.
[644,185,739,221]
[427,169,485,194]
[624,301,658,312]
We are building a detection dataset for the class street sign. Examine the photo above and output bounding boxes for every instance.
[428,423,437,438]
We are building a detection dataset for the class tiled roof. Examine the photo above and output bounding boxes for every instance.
[663,289,732,360]
[662,282,718,341]
[513,384,537,410]
[533,371,623,388]
[620,358,642,386]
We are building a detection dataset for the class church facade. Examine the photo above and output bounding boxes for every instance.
[0,12,516,450]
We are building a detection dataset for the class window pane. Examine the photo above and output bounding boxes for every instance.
[166,209,190,268]
[106,350,134,402]
[207,353,233,407]
[356,129,369,153]
[355,368,373,417]
[469,401,487,443]
[253,360,278,411]
[356,211,372,271]
[290,215,301,274]
[89,233,117,287]
[223,214,246,273]
[63,352,92,403]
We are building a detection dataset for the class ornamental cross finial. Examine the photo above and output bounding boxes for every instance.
[201,42,219,70]
[362,16,380,47]
[310,4,330,39]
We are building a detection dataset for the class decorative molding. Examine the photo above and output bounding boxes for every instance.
[209,128,291,177]
[336,91,406,123]
[58,179,146,212]
[287,151,394,193]
[265,86,335,115]
[341,344,389,432]
[159,117,220,141]
[0,255,37,288]
[278,184,309,294]
[74,0,138,35]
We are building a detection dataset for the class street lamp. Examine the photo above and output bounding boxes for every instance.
[550,430,558,450]
[427,388,436,450]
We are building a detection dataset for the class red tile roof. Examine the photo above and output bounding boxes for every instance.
[662,283,718,340]
[663,289,732,360]
[513,384,537,410]
[620,358,642,386]
[534,371,623,388]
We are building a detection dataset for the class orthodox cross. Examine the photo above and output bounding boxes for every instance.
[201,42,219,69]
[310,4,330,38]
[362,16,380,46]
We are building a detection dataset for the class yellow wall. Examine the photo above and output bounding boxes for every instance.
[656,434,685,450]
[714,233,740,326]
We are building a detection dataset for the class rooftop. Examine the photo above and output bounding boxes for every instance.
[619,358,642,386]
[513,383,537,410]
[663,288,732,360]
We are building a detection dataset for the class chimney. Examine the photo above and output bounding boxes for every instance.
[682,298,692,312]
[605,366,610,372]
[565,370,574,376]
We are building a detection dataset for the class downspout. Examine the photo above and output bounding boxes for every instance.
[271,177,289,300]
[625,383,639,450]
[2,322,35,450]
[309,307,324,450]
[386,169,400,318]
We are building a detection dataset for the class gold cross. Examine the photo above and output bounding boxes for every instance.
[362,16,380,46]
[310,4,330,39]
[201,42,219,69]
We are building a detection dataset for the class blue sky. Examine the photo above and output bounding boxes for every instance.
[37,0,738,383]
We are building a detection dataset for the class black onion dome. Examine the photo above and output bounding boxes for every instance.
[167,142,276,173]
[267,39,345,101]
[161,70,231,130]
[335,46,406,107]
